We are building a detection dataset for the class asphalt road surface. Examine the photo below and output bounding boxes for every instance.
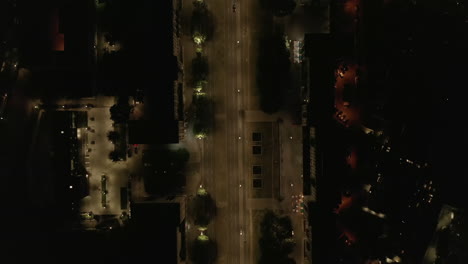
[202,0,255,263]
[198,1,309,263]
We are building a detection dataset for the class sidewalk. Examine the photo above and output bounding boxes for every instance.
[278,117,305,264]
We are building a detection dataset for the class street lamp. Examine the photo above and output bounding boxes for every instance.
[197,185,208,196]
[193,32,206,45]
[196,133,206,139]
[198,233,209,241]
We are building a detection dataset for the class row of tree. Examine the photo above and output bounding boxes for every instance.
[192,95,213,138]
[108,97,131,162]
[190,236,217,264]
[191,1,215,46]
[187,3,218,264]
[190,1,214,138]
[188,187,218,264]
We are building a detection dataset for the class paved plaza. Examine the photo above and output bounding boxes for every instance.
[73,96,131,217]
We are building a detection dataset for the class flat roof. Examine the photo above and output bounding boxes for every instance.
[128,120,179,144]
[130,202,180,264]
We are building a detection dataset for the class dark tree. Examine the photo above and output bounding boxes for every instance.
[191,2,215,42]
[192,96,213,136]
[190,238,218,264]
[109,101,131,124]
[107,131,120,143]
[109,150,121,162]
[192,53,209,83]
[189,193,217,226]
[259,210,296,264]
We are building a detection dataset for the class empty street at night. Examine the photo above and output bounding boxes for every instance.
[2,1,467,264]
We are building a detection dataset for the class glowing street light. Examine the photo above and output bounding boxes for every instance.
[196,133,206,139]
[197,185,208,196]
[198,233,209,241]
[193,32,206,45]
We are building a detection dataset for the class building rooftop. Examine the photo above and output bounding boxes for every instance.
[128,120,179,144]
[130,202,181,264]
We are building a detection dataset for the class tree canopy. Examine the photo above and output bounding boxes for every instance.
[190,237,218,264]
[107,131,120,143]
[191,3,215,44]
[259,210,296,264]
[189,193,217,226]
[192,95,213,137]
[192,53,209,83]
[109,150,121,162]
[110,99,131,124]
